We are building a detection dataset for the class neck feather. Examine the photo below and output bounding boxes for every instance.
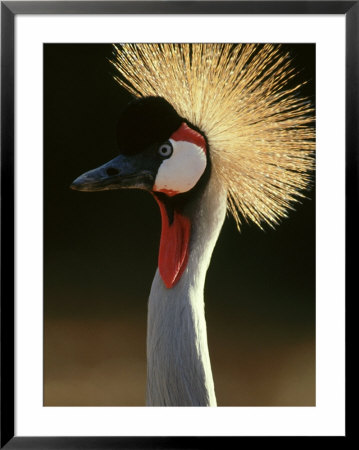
[146,173,227,406]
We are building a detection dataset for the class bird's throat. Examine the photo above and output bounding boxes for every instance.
[154,195,191,289]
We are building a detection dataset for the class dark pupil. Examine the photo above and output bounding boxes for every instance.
[160,144,171,155]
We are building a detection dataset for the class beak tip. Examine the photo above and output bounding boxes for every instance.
[70,176,87,191]
[70,180,80,191]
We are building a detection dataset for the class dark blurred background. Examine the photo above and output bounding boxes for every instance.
[44,44,315,406]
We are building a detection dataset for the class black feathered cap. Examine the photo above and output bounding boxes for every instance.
[117,97,183,155]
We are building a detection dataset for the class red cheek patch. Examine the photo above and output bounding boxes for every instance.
[170,122,206,154]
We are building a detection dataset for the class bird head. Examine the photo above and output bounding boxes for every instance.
[71,97,208,196]
[71,96,210,288]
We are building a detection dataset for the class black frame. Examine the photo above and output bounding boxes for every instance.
[1,1,355,447]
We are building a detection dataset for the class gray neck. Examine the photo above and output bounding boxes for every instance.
[146,174,227,406]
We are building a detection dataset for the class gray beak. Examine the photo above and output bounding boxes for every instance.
[70,154,155,192]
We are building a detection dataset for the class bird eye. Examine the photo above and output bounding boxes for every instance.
[158,142,173,158]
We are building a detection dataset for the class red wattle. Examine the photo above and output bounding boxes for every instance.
[156,188,179,197]
[154,196,191,289]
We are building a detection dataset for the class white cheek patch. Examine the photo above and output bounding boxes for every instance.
[153,140,207,196]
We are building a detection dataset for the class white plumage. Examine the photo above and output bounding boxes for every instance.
[147,174,226,405]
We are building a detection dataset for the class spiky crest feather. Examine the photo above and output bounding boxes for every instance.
[111,43,315,229]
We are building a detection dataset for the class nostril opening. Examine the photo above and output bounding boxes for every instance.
[106,167,119,176]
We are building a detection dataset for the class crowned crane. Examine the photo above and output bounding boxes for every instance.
[71,44,315,406]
